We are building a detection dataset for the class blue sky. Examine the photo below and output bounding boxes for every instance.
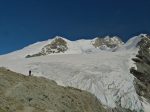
[0,0,150,54]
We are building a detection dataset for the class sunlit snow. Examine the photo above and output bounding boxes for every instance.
[0,35,148,111]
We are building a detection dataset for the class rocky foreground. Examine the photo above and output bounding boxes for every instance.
[0,67,106,112]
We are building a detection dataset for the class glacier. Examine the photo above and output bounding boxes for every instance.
[0,34,149,111]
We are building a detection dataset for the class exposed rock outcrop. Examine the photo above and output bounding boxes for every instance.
[26,37,68,58]
[25,36,124,58]
[92,36,124,50]
[130,35,150,103]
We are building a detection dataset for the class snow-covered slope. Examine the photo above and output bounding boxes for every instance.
[0,34,149,111]
[0,50,142,111]
[0,68,107,112]
[1,36,124,59]
[118,34,147,51]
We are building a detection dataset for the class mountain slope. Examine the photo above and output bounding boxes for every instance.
[0,67,107,112]
[0,34,149,112]
[130,36,150,112]
[92,36,124,51]
[0,51,143,111]
[118,34,147,51]
[1,36,124,59]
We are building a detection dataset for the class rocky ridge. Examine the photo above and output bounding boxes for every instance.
[25,36,124,58]
[130,35,150,107]
[26,38,68,58]
[92,36,124,51]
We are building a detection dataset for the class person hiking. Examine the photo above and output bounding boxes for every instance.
[29,70,31,76]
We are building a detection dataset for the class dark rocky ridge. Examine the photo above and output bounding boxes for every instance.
[130,35,150,103]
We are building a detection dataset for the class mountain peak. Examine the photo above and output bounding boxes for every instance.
[122,34,150,50]
[1,34,150,111]
[4,34,150,59]
[92,36,124,51]
[51,36,71,42]
[52,36,65,40]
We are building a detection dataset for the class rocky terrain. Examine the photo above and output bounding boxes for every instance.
[24,36,124,58]
[0,67,107,112]
[92,36,124,50]
[26,38,68,58]
[130,36,150,103]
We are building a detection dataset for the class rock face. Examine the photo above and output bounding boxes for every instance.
[130,35,150,103]
[42,38,68,54]
[26,37,68,58]
[0,67,106,112]
[92,36,124,50]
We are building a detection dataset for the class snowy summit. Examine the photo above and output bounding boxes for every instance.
[0,34,149,112]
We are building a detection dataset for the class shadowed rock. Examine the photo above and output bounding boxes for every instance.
[130,35,150,103]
